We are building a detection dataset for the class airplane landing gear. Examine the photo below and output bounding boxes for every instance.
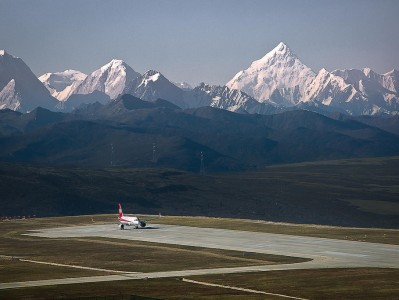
[119,224,125,230]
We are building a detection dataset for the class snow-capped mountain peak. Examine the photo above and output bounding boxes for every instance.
[318,68,329,75]
[364,68,376,78]
[182,82,280,114]
[100,59,125,72]
[39,69,87,101]
[379,69,399,94]
[331,68,371,92]
[304,68,355,105]
[384,69,398,76]
[2,46,399,116]
[143,70,161,77]
[0,50,16,61]
[302,67,398,115]
[333,68,365,81]
[64,69,87,78]
[124,70,186,108]
[275,41,289,51]
[173,81,192,91]
[139,70,161,87]
[227,40,399,115]
[0,79,21,110]
[250,42,292,68]
[0,50,57,112]
[0,49,17,58]
[73,59,140,100]
[226,42,315,104]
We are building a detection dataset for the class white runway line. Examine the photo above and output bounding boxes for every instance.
[18,257,137,274]
[182,278,309,300]
[323,251,368,258]
[0,275,133,290]
[0,262,321,290]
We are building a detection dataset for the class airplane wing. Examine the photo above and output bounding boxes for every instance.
[142,213,162,222]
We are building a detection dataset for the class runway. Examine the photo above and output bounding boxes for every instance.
[1,223,398,290]
[27,223,399,268]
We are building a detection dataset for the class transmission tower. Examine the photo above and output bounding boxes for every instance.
[200,151,205,174]
[151,143,157,164]
[110,143,114,166]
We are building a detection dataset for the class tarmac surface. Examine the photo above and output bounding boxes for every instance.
[1,223,398,290]
[28,223,399,268]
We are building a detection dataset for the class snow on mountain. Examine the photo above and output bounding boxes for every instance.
[331,68,390,96]
[303,68,362,105]
[73,59,140,100]
[0,50,58,112]
[0,79,20,110]
[125,70,186,108]
[226,42,315,105]
[2,45,398,116]
[365,68,399,94]
[39,70,87,101]
[302,68,399,115]
[173,81,193,91]
[184,83,279,114]
[225,42,399,115]
[124,71,280,113]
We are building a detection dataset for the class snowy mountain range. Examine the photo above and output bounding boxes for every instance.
[226,42,316,105]
[72,59,140,100]
[1,44,398,115]
[124,70,186,108]
[173,81,192,91]
[226,42,399,115]
[0,50,58,112]
[39,69,86,101]
[183,83,281,114]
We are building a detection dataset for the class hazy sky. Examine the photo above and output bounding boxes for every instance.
[1,0,398,86]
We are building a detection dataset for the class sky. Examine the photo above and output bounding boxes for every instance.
[1,0,398,86]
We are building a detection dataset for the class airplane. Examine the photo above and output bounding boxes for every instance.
[118,203,159,230]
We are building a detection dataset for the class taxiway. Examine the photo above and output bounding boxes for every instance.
[1,223,398,290]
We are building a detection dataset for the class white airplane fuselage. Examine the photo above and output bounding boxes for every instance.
[118,203,146,229]
[119,215,141,227]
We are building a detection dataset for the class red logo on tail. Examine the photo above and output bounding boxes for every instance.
[118,203,123,219]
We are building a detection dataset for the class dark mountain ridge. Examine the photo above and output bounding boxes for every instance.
[1,98,399,171]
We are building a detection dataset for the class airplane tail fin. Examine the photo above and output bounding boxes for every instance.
[118,203,123,219]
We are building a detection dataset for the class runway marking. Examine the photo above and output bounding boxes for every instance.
[182,278,309,299]
[323,251,368,258]
[0,275,132,290]
[0,261,320,290]
[3,255,137,274]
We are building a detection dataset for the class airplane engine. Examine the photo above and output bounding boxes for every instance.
[140,221,146,228]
